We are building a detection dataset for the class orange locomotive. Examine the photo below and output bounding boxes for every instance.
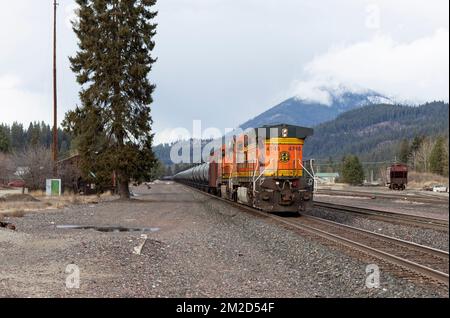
[174,124,315,213]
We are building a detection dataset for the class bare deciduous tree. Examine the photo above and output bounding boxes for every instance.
[414,138,435,173]
[58,157,82,194]
[15,146,53,191]
[378,167,387,185]
[0,153,15,185]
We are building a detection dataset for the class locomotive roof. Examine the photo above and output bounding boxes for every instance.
[255,124,314,139]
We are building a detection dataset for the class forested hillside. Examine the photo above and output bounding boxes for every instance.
[303,102,449,162]
[240,90,393,130]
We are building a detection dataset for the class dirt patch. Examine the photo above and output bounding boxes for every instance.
[2,194,40,202]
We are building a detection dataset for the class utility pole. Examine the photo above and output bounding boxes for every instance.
[52,0,58,176]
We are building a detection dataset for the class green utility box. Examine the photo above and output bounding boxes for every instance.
[46,179,61,196]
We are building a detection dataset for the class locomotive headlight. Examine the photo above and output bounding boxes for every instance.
[282,128,288,138]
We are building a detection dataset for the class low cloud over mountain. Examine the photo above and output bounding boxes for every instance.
[240,85,394,129]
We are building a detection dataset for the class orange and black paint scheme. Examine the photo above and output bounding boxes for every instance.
[174,124,315,213]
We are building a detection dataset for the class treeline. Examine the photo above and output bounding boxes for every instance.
[398,136,449,177]
[153,139,215,166]
[0,122,72,156]
[148,162,195,180]
[314,134,450,180]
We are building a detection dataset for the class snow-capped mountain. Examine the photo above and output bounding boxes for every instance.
[240,87,395,129]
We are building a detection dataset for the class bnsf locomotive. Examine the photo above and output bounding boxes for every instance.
[174,124,315,213]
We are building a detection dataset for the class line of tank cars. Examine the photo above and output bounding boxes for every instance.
[174,124,315,213]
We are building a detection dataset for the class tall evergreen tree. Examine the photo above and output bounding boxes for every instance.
[10,122,25,151]
[27,122,41,147]
[443,139,449,177]
[64,0,158,198]
[398,139,410,164]
[0,125,10,153]
[430,136,445,175]
[341,155,365,185]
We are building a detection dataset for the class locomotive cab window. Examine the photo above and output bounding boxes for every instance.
[244,135,249,147]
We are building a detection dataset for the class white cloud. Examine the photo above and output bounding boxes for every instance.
[0,0,448,132]
[290,79,377,105]
[0,75,50,124]
[297,28,449,103]
[291,81,334,105]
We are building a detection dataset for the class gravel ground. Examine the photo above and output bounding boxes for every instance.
[302,207,449,251]
[0,183,448,298]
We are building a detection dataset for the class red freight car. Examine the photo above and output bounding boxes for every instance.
[386,164,408,191]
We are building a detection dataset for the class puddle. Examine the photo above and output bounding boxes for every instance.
[56,225,160,233]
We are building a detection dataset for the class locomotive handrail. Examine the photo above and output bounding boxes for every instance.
[252,159,275,197]
[299,160,316,192]
[253,159,274,184]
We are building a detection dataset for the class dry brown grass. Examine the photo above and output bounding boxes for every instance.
[408,171,449,189]
[0,209,26,222]
[1,209,26,218]
[0,191,115,216]
[29,190,45,198]
[0,201,49,214]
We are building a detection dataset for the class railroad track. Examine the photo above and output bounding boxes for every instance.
[316,189,449,205]
[182,185,449,287]
[314,201,449,231]
[287,215,449,286]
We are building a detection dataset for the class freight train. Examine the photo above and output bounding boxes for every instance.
[174,124,315,213]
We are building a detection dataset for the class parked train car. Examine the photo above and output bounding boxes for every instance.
[174,124,315,213]
[386,163,408,191]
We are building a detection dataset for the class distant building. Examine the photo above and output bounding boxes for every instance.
[316,172,340,184]
[57,153,116,195]
[14,167,30,178]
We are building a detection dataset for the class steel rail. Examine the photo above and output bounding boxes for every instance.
[316,189,449,205]
[314,201,449,231]
[283,216,449,286]
[300,214,449,259]
[181,184,449,286]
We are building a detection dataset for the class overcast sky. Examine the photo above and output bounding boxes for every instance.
[0,0,448,144]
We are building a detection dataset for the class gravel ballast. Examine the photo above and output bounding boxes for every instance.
[0,183,447,298]
[311,197,449,251]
